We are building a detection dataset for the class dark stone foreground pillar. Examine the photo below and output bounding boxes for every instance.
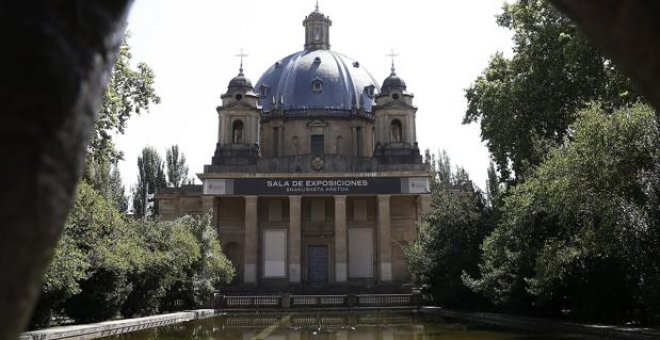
[0,2,133,338]
[551,0,660,113]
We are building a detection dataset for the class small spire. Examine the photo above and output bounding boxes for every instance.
[386,48,399,76]
[235,48,248,75]
[315,0,319,12]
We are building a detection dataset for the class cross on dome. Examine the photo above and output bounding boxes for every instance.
[235,48,248,75]
[386,48,399,76]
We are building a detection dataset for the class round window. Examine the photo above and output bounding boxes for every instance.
[235,93,243,101]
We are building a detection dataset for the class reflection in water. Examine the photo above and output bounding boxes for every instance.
[109,310,585,340]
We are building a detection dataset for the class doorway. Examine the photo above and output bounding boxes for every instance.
[307,245,328,285]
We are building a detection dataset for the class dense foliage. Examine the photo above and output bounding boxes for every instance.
[464,0,639,183]
[166,145,189,188]
[32,183,234,327]
[84,160,128,212]
[405,152,494,309]
[131,146,167,218]
[464,104,660,323]
[30,33,234,329]
[408,0,660,327]
[90,34,160,165]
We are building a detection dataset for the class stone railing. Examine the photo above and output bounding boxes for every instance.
[224,295,281,308]
[291,294,346,307]
[216,293,421,309]
[356,294,413,306]
[21,310,215,340]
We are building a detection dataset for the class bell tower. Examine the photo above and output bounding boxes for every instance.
[303,1,332,51]
[211,53,261,167]
[373,52,422,164]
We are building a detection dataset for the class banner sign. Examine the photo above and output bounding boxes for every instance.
[203,177,429,196]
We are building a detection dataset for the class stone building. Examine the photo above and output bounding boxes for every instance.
[156,5,431,291]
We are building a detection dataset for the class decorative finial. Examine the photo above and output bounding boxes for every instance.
[235,48,248,75]
[315,0,319,12]
[386,48,399,76]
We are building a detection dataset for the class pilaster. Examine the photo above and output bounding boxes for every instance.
[334,195,347,282]
[243,196,258,283]
[289,196,302,283]
[377,194,392,282]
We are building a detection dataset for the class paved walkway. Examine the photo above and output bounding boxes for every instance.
[422,307,660,340]
[20,309,215,340]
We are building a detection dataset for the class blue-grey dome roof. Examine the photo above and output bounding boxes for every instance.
[255,50,380,114]
[228,72,253,91]
[381,72,407,95]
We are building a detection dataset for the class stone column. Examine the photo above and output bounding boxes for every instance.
[251,115,258,145]
[243,115,250,145]
[279,125,285,156]
[412,112,417,143]
[351,127,357,156]
[289,195,302,283]
[418,194,432,222]
[201,195,214,213]
[219,115,226,144]
[377,195,392,282]
[334,195,348,282]
[243,196,258,284]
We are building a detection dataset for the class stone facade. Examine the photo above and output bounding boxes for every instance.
[156,5,432,291]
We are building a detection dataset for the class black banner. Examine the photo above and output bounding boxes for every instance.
[232,177,403,195]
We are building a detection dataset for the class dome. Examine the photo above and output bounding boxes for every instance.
[227,70,253,92]
[255,49,380,114]
[380,71,407,95]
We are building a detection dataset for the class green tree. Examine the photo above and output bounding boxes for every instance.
[464,0,640,183]
[184,213,235,305]
[107,164,128,212]
[122,213,235,316]
[121,218,199,317]
[30,232,90,327]
[84,160,128,212]
[166,145,189,188]
[464,103,660,323]
[486,162,500,204]
[30,32,158,328]
[89,34,160,164]
[132,146,167,218]
[405,152,493,309]
[63,182,145,323]
[31,182,145,325]
[80,33,158,211]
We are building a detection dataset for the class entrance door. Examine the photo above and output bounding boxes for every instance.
[307,245,328,285]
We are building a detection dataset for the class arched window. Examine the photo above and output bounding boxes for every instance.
[391,119,402,143]
[311,134,324,154]
[355,127,363,156]
[232,120,244,144]
[364,85,375,98]
[292,136,299,154]
[311,79,323,94]
[259,84,269,98]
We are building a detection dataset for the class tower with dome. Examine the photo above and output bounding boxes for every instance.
[157,5,431,291]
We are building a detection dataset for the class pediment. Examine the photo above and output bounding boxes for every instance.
[376,100,417,110]
[222,100,258,110]
[306,120,327,127]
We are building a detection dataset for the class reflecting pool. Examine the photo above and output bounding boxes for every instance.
[109,310,587,339]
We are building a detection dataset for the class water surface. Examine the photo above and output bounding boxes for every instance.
[110,310,586,339]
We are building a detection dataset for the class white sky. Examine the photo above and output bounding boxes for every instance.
[117,0,513,193]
